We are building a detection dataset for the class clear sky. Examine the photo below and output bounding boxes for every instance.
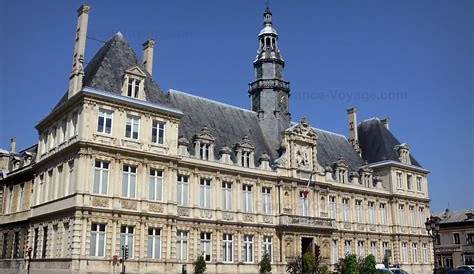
[0,1,472,212]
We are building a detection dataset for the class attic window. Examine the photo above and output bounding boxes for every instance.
[193,127,215,161]
[127,78,141,98]
[122,66,146,100]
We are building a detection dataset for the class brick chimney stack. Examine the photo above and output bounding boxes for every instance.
[10,138,16,153]
[68,4,91,99]
[347,107,361,155]
[142,39,155,75]
[381,118,390,130]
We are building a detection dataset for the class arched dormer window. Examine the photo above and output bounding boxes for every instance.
[333,158,349,183]
[234,135,255,168]
[395,143,411,165]
[122,66,146,100]
[193,127,215,161]
[359,166,374,187]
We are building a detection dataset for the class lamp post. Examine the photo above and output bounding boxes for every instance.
[425,216,441,273]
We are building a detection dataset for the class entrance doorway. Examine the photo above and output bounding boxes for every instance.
[301,237,314,255]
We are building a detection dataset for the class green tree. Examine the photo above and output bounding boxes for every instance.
[286,256,303,274]
[302,252,317,274]
[259,252,272,274]
[193,254,207,274]
[361,254,377,274]
[340,254,359,274]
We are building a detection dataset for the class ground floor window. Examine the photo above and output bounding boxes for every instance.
[147,228,161,259]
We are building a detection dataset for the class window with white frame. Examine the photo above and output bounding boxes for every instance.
[409,205,416,226]
[332,239,339,264]
[355,200,363,223]
[407,174,412,190]
[149,169,163,201]
[93,160,109,195]
[177,230,188,261]
[152,121,165,144]
[368,201,375,224]
[200,232,212,262]
[396,172,402,189]
[70,112,78,138]
[342,198,350,222]
[329,196,337,219]
[125,115,140,139]
[6,186,13,214]
[120,226,134,258]
[380,203,387,225]
[177,175,189,206]
[243,235,254,263]
[399,204,405,226]
[299,191,309,216]
[412,243,418,263]
[382,242,389,257]
[241,151,251,167]
[357,241,365,257]
[222,182,232,211]
[66,160,74,196]
[122,165,137,198]
[344,240,352,255]
[61,119,67,143]
[126,77,141,98]
[199,143,211,160]
[370,241,377,259]
[263,236,272,260]
[200,178,211,209]
[18,183,24,211]
[262,187,272,215]
[416,176,422,191]
[222,234,233,262]
[419,207,425,227]
[242,184,253,213]
[147,228,161,259]
[401,242,408,263]
[453,233,460,244]
[422,243,428,263]
[337,169,347,183]
[97,109,113,134]
[90,223,106,257]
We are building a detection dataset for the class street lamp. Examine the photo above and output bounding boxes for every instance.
[425,216,441,272]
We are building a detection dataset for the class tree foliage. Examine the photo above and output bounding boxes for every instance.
[193,254,207,274]
[259,252,272,274]
[360,254,377,274]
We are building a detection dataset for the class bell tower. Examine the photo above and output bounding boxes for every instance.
[249,7,291,150]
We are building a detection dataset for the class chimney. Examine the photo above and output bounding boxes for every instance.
[68,4,91,98]
[381,118,389,130]
[142,39,155,75]
[10,138,16,153]
[347,107,361,155]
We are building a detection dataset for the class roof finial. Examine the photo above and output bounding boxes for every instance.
[263,0,272,25]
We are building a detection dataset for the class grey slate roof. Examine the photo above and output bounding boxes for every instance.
[434,209,474,224]
[358,118,422,167]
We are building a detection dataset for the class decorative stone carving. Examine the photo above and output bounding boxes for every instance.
[292,117,317,139]
[148,203,164,213]
[121,200,137,210]
[222,212,234,221]
[177,207,190,217]
[243,214,255,222]
[263,216,273,224]
[92,197,109,208]
[200,209,213,219]
[280,215,335,229]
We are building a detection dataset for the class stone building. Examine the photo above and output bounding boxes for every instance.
[434,209,474,269]
[0,5,433,274]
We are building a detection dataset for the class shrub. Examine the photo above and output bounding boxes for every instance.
[193,254,207,274]
[259,252,272,274]
[360,254,377,274]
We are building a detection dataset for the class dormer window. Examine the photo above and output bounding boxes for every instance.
[193,127,215,161]
[337,169,347,183]
[122,66,146,100]
[395,143,411,165]
[235,136,255,168]
[333,158,349,183]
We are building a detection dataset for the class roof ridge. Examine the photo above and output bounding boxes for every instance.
[313,127,347,138]
[169,89,255,114]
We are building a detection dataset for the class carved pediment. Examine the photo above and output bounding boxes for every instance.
[235,135,255,151]
[333,157,348,169]
[290,117,317,140]
[124,66,146,77]
[193,126,215,143]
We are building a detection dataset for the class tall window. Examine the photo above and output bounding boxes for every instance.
[299,191,309,216]
[337,169,347,183]
[177,230,188,261]
[242,184,253,213]
[152,121,165,144]
[407,174,412,190]
[122,165,137,198]
[90,223,106,257]
[222,182,232,211]
[199,143,211,160]
[97,109,113,134]
[409,205,416,226]
[223,234,233,262]
[329,196,337,219]
[243,235,254,263]
[93,160,109,195]
[453,233,460,244]
[357,241,365,257]
[342,198,350,222]
[368,201,375,224]
[147,228,161,259]
[149,169,163,201]
[422,243,428,263]
[177,175,189,206]
[263,236,272,260]
[262,187,272,215]
[241,151,251,167]
[127,78,141,98]
[200,179,211,208]
[120,226,134,258]
[380,203,387,225]
[61,119,67,143]
[399,204,405,226]
[332,240,339,264]
[419,207,425,227]
[42,226,48,258]
[396,172,402,189]
[355,200,363,223]
[412,243,418,263]
[416,176,422,191]
[70,112,78,138]
[382,242,390,258]
[125,115,140,139]
[401,242,408,263]
[200,232,212,262]
[344,240,352,255]
[18,183,24,211]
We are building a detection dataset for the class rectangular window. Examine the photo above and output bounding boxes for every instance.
[368,201,375,224]
[61,119,67,143]
[200,232,212,262]
[222,182,232,211]
[152,121,165,144]
[407,174,412,190]
[262,187,272,215]
[453,233,460,244]
[329,196,337,219]
[127,78,140,98]
[147,228,161,259]
[12,231,20,259]
[332,239,339,264]
[97,109,113,134]
[177,230,188,261]
[33,228,39,258]
[149,169,163,201]
[401,242,408,263]
[412,243,418,263]
[120,226,134,259]
[242,184,253,213]
[370,241,377,259]
[125,115,140,139]
[18,184,24,211]
[343,198,350,222]
[93,160,109,195]
[344,240,352,255]
[42,226,48,258]
[177,175,189,206]
[416,176,422,191]
[355,200,363,223]
[122,165,137,198]
[90,223,106,257]
[357,241,365,257]
[399,204,405,226]
[263,236,272,260]
[199,143,211,160]
[299,191,309,216]
[396,172,402,188]
[380,203,387,225]
[243,235,254,263]
[422,243,428,263]
[223,234,233,262]
[419,207,425,227]
[200,178,211,208]
[410,205,416,226]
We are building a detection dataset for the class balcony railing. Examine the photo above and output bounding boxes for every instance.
[279,215,335,229]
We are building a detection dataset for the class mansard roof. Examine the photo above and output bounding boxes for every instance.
[358,118,422,167]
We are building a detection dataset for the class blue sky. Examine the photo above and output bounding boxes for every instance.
[0,1,472,212]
